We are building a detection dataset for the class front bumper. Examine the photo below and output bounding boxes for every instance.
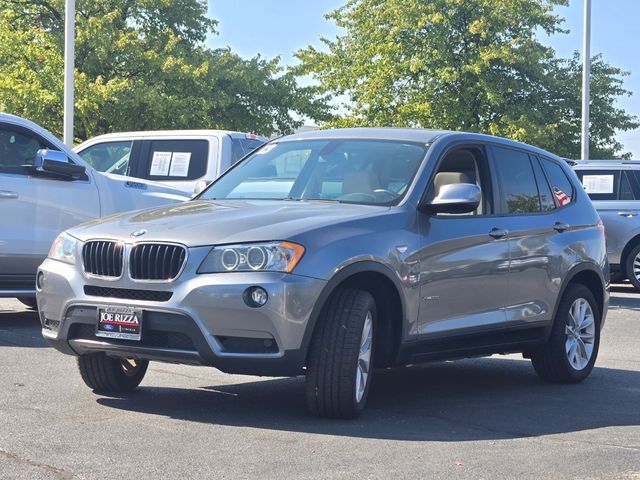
[36,256,326,376]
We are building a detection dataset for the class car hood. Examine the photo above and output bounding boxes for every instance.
[68,200,389,246]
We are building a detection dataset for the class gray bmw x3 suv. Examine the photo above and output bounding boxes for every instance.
[37,128,609,418]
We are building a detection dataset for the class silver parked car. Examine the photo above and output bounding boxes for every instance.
[573,161,640,290]
[37,128,609,418]
[0,113,188,308]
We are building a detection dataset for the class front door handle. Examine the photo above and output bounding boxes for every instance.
[554,222,570,233]
[489,228,508,239]
[618,211,638,218]
[0,190,18,199]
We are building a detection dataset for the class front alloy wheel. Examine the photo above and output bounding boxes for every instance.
[305,288,376,419]
[355,311,373,403]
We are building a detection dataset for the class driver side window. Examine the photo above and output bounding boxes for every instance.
[0,125,50,175]
[429,147,493,216]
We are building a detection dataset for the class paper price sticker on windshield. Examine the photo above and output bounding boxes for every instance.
[169,152,191,177]
[582,174,614,194]
[150,151,172,176]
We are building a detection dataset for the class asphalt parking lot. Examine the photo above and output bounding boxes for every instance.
[1,287,639,480]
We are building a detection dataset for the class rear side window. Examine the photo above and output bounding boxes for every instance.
[493,146,542,214]
[574,169,635,201]
[142,139,208,181]
[77,141,132,174]
[541,158,574,206]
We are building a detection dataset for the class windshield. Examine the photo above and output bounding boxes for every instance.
[199,139,427,205]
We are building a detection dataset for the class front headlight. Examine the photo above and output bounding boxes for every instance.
[48,232,78,265]
[198,241,305,273]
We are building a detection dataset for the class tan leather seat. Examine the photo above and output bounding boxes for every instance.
[433,171,471,196]
[342,170,380,194]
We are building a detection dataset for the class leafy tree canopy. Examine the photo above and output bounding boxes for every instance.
[0,0,329,141]
[295,0,638,159]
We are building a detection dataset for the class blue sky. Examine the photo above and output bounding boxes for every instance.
[207,0,640,158]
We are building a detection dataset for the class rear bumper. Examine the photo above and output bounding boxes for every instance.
[37,258,325,376]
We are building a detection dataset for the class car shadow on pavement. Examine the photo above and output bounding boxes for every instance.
[96,356,640,441]
[0,307,47,347]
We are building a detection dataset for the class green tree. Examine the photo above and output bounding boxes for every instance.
[0,0,328,141]
[295,0,638,159]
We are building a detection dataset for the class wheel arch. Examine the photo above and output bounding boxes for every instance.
[301,261,407,368]
[620,233,640,278]
[549,263,607,337]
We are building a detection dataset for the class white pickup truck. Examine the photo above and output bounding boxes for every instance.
[0,113,189,307]
[74,130,267,195]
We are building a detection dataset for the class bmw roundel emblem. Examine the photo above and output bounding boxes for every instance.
[131,229,147,238]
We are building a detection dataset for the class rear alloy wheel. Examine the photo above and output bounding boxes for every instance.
[77,353,148,393]
[305,288,376,419]
[531,284,600,383]
[625,243,640,291]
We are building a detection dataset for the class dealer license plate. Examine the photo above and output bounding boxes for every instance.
[96,306,142,341]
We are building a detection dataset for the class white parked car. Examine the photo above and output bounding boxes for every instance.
[0,113,189,308]
[74,130,267,195]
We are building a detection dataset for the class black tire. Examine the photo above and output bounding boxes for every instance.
[305,288,376,419]
[17,297,38,310]
[625,243,640,291]
[77,353,148,393]
[531,284,600,383]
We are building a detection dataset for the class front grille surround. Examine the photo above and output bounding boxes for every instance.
[128,242,187,282]
[82,240,125,279]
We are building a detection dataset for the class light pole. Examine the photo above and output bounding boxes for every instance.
[63,0,75,146]
[581,0,591,161]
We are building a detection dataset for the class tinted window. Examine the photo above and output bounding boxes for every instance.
[231,139,245,164]
[531,156,555,211]
[142,139,208,181]
[0,125,53,174]
[620,171,635,200]
[494,147,541,214]
[541,158,574,206]
[241,138,265,154]
[200,139,426,205]
[78,141,132,174]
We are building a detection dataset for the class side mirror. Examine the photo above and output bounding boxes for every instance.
[421,183,481,214]
[35,149,86,179]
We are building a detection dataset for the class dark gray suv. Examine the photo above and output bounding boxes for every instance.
[37,128,609,418]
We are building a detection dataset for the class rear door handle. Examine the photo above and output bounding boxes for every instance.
[0,190,18,199]
[489,228,508,239]
[618,212,638,218]
[554,222,570,233]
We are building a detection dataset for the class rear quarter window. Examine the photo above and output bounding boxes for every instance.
[540,158,575,206]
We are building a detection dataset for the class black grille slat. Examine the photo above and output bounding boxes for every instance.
[82,241,123,278]
[84,285,172,302]
[129,243,186,281]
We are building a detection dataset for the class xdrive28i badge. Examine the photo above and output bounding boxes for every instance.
[130,229,147,238]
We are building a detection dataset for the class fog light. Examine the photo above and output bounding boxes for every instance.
[244,286,268,308]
